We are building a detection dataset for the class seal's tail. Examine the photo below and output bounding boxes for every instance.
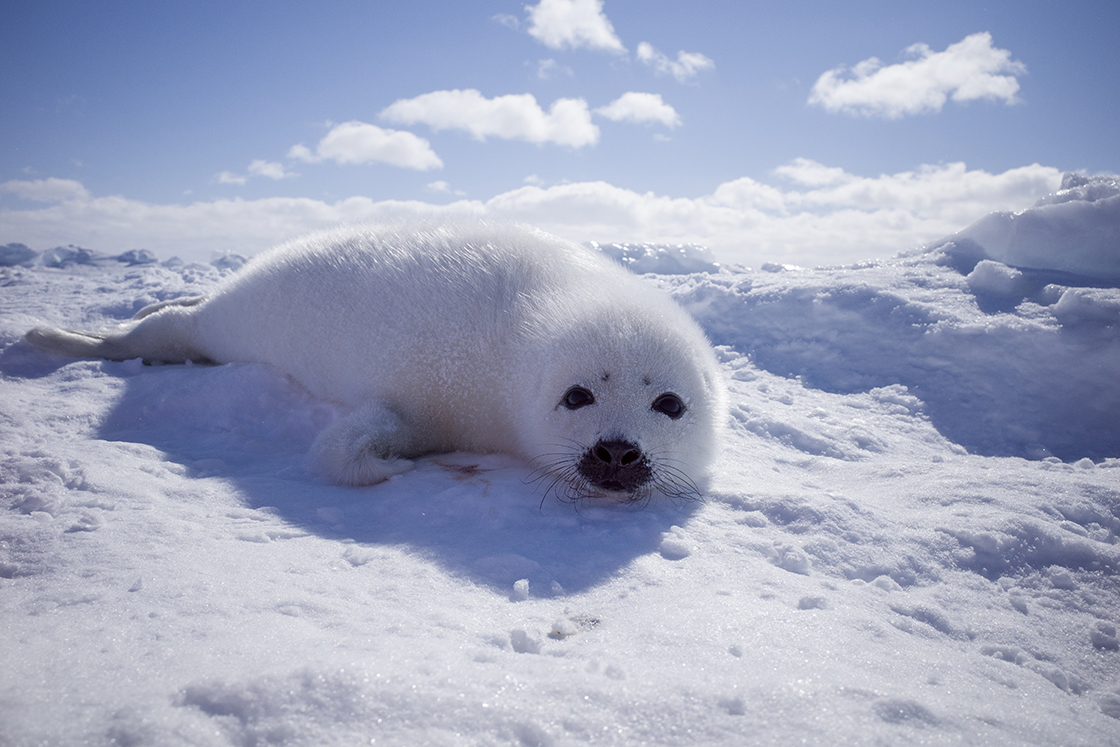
[25,295,213,364]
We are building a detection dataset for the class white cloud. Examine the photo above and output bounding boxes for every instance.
[809,32,1027,118]
[536,58,573,80]
[0,177,90,202]
[427,180,466,197]
[757,159,1056,223]
[492,13,520,30]
[287,144,316,162]
[216,160,295,187]
[216,171,248,186]
[594,92,681,128]
[0,185,483,261]
[289,121,443,171]
[772,158,856,188]
[0,162,1062,268]
[524,0,625,53]
[247,160,293,180]
[636,42,714,82]
[381,89,599,149]
[487,162,1062,266]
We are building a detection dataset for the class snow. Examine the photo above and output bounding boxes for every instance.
[2,176,1120,745]
[946,172,1120,281]
[589,241,721,275]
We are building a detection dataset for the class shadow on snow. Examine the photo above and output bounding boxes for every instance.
[1,342,697,596]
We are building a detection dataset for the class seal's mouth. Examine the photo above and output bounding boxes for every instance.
[581,481,640,501]
[577,438,653,497]
[532,438,701,505]
[579,484,647,505]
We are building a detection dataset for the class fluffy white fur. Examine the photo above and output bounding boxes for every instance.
[26,222,727,500]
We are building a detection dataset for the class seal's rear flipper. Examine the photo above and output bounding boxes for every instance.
[25,327,124,360]
[25,299,212,364]
[26,323,213,364]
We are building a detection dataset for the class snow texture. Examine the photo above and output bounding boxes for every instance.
[2,178,1119,745]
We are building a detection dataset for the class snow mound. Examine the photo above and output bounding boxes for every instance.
[590,241,721,274]
[0,242,248,272]
[943,172,1120,281]
[667,252,1120,461]
[0,242,37,266]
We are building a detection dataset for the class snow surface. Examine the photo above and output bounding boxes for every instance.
[2,179,1120,745]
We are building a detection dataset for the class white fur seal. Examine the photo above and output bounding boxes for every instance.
[26,222,726,502]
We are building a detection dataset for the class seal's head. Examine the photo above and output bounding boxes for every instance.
[515,289,726,503]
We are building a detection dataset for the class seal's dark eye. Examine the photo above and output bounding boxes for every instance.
[652,393,685,419]
[562,386,595,410]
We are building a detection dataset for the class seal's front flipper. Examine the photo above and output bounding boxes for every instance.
[133,295,207,319]
[310,401,418,486]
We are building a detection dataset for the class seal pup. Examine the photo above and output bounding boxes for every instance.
[26,222,726,502]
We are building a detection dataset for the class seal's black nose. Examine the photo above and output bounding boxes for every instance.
[593,440,642,466]
[578,439,651,494]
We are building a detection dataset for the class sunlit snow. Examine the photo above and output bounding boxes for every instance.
[1,176,1118,746]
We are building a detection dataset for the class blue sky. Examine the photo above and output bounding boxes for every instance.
[2,0,1118,266]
